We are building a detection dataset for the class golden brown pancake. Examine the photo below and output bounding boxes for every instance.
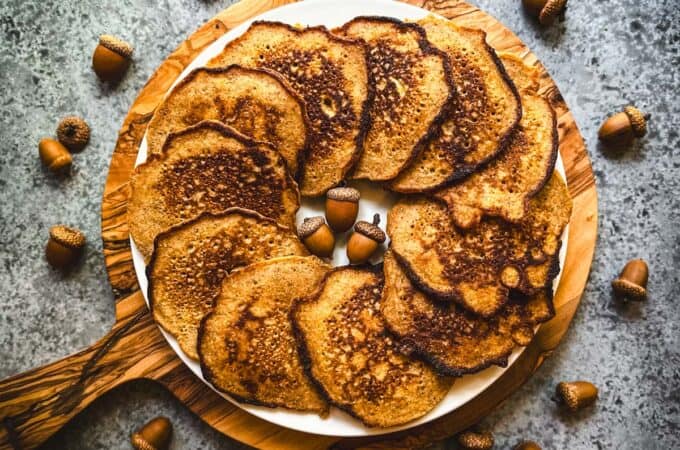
[128,121,299,259]
[519,172,572,293]
[390,16,521,193]
[336,17,454,181]
[148,208,308,360]
[208,21,371,197]
[292,265,452,427]
[198,256,329,413]
[434,93,557,229]
[381,250,554,375]
[497,53,541,94]
[146,65,309,178]
[387,197,532,317]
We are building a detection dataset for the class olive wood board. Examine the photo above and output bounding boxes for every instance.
[0,1,597,449]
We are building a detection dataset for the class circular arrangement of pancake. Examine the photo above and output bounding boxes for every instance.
[129,15,572,428]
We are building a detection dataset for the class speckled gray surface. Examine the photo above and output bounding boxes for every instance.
[0,0,678,449]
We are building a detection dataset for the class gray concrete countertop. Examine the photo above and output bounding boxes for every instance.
[1,1,678,449]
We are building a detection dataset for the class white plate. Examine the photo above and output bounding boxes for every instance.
[131,0,569,437]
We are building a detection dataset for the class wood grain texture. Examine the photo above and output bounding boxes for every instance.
[0,1,597,449]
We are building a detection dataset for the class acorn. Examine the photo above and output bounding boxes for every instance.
[131,416,173,450]
[38,138,72,174]
[298,216,335,257]
[457,430,494,450]
[598,106,648,146]
[347,214,386,264]
[522,0,567,25]
[57,116,90,152]
[555,381,598,411]
[513,441,542,450]
[45,225,86,269]
[325,186,360,232]
[92,34,133,82]
[611,258,648,301]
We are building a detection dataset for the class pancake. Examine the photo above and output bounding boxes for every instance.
[387,197,532,317]
[208,21,371,197]
[146,65,309,178]
[128,121,300,259]
[148,209,308,360]
[291,265,452,427]
[381,251,554,375]
[198,256,329,413]
[497,53,541,94]
[336,17,454,181]
[519,172,572,293]
[390,16,521,193]
[434,92,558,229]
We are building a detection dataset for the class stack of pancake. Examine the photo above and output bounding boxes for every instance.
[128,15,572,428]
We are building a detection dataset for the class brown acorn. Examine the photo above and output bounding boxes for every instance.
[57,116,90,151]
[598,105,648,146]
[45,225,85,269]
[298,216,335,257]
[556,381,598,411]
[131,416,172,450]
[611,258,648,301]
[92,34,133,82]
[38,138,72,174]
[457,430,494,450]
[522,0,567,25]
[513,441,542,450]
[347,214,386,264]
[325,186,360,232]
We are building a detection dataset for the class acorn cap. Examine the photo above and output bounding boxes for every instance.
[49,225,85,249]
[457,430,494,450]
[57,116,90,151]
[354,214,386,243]
[623,106,647,137]
[297,216,326,239]
[99,34,134,58]
[327,186,360,202]
[611,278,646,300]
[539,0,567,24]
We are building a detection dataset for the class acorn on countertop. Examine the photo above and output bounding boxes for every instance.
[555,381,598,411]
[38,138,72,174]
[611,258,648,301]
[325,186,360,232]
[347,214,386,264]
[298,216,335,258]
[92,34,133,82]
[57,116,90,152]
[513,441,542,450]
[598,105,648,146]
[522,0,567,25]
[457,430,494,450]
[131,416,173,450]
[45,225,85,269]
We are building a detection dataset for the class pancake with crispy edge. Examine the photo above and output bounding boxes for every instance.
[517,171,572,294]
[381,250,554,376]
[198,256,329,413]
[128,120,300,260]
[291,265,453,427]
[208,21,372,197]
[387,196,532,317]
[145,65,310,179]
[433,55,558,229]
[336,16,455,181]
[148,208,308,360]
[390,15,521,193]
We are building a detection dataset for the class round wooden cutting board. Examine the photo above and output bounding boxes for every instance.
[0,1,597,449]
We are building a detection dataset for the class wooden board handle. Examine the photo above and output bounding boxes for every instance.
[0,292,178,450]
